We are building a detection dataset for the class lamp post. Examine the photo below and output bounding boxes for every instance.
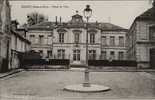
[64,5,110,92]
[83,5,92,87]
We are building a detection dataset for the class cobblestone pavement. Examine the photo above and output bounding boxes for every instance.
[0,71,155,100]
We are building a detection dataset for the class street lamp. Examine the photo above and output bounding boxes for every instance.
[83,5,92,87]
[83,5,92,22]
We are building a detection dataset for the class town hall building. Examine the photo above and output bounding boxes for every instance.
[26,11,128,65]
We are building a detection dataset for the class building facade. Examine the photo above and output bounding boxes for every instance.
[101,29,127,61]
[127,1,155,68]
[0,0,11,72]
[0,0,31,72]
[26,12,127,65]
[26,22,54,59]
[10,20,31,69]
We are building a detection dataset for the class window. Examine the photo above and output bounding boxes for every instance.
[89,50,96,60]
[47,50,52,58]
[39,35,44,44]
[110,51,115,60]
[59,33,64,43]
[75,18,80,22]
[101,51,106,60]
[57,49,65,59]
[39,50,43,57]
[73,49,80,61]
[29,35,35,43]
[101,36,107,46]
[47,35,52,44]
[118,51,124,60]
[149,27,155,41]
[110,36,115,46]
[90,33,95,44]
[119,36,124,46]
[74,33,80,43]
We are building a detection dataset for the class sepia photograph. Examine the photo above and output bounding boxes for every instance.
[0,0,155,99]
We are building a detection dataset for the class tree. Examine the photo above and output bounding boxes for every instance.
[27,12,48,26]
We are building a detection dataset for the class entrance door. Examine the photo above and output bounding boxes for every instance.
[73,49,80,64]
[150,48,155,68]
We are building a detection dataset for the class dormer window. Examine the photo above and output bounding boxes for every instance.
[70,11,84,24]
[75,18,80,22]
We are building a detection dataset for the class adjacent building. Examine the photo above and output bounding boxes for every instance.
[0,0,31,72]
[100,24,127,61]
[10,20,31,69]
[26,12,127,65]
[0,0,11,72]
[26,22,54,59]
[127,1,155,68]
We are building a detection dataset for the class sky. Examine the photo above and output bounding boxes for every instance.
[10,0,152,29]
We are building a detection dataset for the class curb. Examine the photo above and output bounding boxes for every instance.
[24,68,155,72]
[90,69,155,72]
[25,68,69,71]
[1,68,155,78]
[0,69,24,79]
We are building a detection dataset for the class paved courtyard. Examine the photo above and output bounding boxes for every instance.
[0,70,155,100]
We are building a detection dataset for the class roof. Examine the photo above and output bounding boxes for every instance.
[98,23,127,31]
[28,21,127,31]
[27,13,127,31]
[28,21,55,31]
[72,14,82,18]
[136,7,155,21]
[11,30,31,44]
[69,13,84,24]
[128,3,155,33]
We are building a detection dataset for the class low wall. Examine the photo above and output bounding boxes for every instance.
[88,60,137,67]
[21,59,70,69]
[22,59,137,69]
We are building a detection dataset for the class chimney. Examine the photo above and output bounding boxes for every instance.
[60,16,62,24]
[55,16,58,25]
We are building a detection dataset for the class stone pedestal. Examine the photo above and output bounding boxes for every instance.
[64,84,110,93]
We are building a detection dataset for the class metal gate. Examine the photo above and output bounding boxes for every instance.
[150,48,155,68]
